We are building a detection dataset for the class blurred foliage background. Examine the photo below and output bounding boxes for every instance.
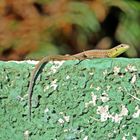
[0,0,140,60]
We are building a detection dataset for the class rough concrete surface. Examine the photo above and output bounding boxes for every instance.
[0,58,140,140]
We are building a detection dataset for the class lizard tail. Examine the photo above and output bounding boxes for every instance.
[28,57,50,121]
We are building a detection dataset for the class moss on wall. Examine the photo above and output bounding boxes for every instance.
[0,58,140,140]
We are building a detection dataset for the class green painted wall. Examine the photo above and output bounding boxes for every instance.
[0,58,140,140]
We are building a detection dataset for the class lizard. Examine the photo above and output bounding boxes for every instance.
[28,43,130,121]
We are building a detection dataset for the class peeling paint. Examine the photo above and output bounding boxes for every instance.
[100,92,109,102]
[131,74,137,84]
[113,66,121,75]
[125,64,137,72]
[49,61,65,74]
[132,105,140,118]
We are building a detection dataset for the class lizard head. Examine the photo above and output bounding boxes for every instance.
[108,44,130,58]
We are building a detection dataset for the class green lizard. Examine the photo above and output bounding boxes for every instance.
[28,44,130,121]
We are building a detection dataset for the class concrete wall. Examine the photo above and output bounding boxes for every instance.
[0,58,140,140]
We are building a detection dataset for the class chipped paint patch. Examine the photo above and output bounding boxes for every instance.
[66,75,70,79]
[97,105,109,122]
[100,92,109,102]
[85,92,97,107]
[97,104,128,123]
[132,136,137,140]
[113,66,120,75]
[83,136,88,140]
[58,118,65,124]
[131,74,137,84]
[49,61,65,74]
[95,86,101,91]
[125,64,137,72]
[63,116,70,122]
[132,106,140,118]
[50,79,58,90]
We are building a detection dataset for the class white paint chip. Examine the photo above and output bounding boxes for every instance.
[83,136,88,140]
[66,75,70,79]
[97,105,109,122]
[125,64,137,72]
[100,92,109,102]
[131,74,137,84]
[58,118,65,124]
[63,116,70,122]
[113,66,120,75]
[132,105,140,118]
[91,92,97,106]
[132,136,137,140]
[120,105,128,116]
[44,107,49,113]
[50,79,58,90]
